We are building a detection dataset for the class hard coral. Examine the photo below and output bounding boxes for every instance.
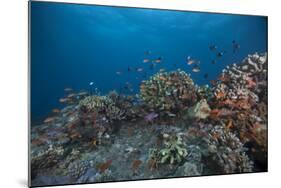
[140,69,197,112]
[210,52,267,158]
[202,124,254,173]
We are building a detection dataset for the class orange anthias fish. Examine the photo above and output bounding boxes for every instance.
[132,159,142,172]
[245,77,257,88]
[31,139,45,146]
[218,75,230,82]
[210,80,217,85]
[69,132,82,139]
[215,91,226,99]
[159,76,166,81]
[64,87,73,92]
[98,160,113,173]
[225,119,233,131]
[43,117,56,124]
[143,59,150,63]
[52,108,61,113]
[59,97,71,103]
[236,99,251,110]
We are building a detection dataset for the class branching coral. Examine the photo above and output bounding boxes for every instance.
[78,95,126,122]
[140,69,197,112]
[31,145,65,176]
[148,134,188,165]
[79,95,111,112]
[201,124,254,173]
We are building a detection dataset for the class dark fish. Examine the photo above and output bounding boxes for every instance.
[211,60,216,64]
[232,40,240,53]
[204,73,208,79]
[149,64,155,70]
[128,66,132,72]
[217,51,226,58]
[209,44,217,51]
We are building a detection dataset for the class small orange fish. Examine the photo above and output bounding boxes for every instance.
[166,81,173,85]
[225,119,233,130]
[209,109,220,119]
[91,139,98,146]
[99,160,112,173]
[59,98,70,103]
[210,80,217,85]
[43,117,55,124]
[218,75,230,82]
[132,159,142,172]
[69,132,82,139]
[67,93,76,98]
[159,76,166,81]
[245,77,256,88]
[52,108,60,113]
[127,127,134,136]
[215,91,226,99]
[31,139,44,146]
[192,67,200,73]
[148,159,157,171]
[143,59,150,63]
[64,87,73,92]
[212,132,220,140]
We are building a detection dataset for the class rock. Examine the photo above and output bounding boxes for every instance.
[77,168,97,183]
[32,175,70,186]
[175,162,201,176]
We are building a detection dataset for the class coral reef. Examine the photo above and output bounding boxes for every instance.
[140,69,197,112]
[31,145,65,178]
[209,53,267,167]
[195,123,254,173]
[31,52,267,186]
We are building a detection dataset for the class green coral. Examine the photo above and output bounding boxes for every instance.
[140,69,197,111]
[149,134,188,165]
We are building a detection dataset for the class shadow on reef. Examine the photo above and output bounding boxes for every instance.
[30,52,268,186]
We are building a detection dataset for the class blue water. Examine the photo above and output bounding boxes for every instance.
[30,2,267,123]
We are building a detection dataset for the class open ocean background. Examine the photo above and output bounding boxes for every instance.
[30,1,267,123]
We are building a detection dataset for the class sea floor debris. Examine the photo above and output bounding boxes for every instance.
[31,52,267,186]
